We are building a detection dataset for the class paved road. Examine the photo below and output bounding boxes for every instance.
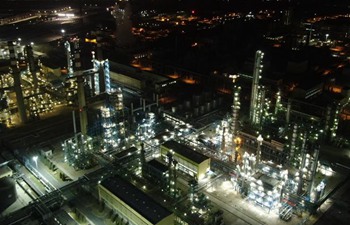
[207,191,264,225]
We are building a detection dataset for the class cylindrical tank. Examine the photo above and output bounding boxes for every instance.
[185,111,192,119]
[0,177,17,212]
[200,105,205,115]
[212,99,217,109]
[206,102,212,112]
[193,95,201,106]
[193,107,199,117]
[185,100,191,109]
[218,97,223,106]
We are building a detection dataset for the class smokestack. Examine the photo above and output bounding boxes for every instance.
[289,124,298,162]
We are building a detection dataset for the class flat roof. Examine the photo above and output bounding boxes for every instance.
[101,176,172,224]
[162,140,209,164]
[147,159,168,173]
[110,61,169,83]
[114,147,138,160]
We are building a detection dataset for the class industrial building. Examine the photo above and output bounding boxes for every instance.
[142,159,169,186]
[0,177,17,213]
[160,140,211,180]
[98,175,174,225]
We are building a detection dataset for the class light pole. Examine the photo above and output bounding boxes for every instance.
[32,155,38,168]
[61,29,65,38]
[256,134,263,169]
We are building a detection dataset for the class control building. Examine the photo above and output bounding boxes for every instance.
[143,159,169,187]
[160,140,210,180]
[98,176,174,225]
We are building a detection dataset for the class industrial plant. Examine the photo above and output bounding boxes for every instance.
[1,1,350,225]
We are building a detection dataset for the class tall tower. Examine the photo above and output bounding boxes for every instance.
[250,50,264,125]
[231,85,241,137]
[72,38,88,135]
[64,41,74,77]
[100,104,119,151]
[92,54,111,95]
[274,90,282,115]
[24,45,38,89]
[92,30,111,95]
[297,133,307,195]
[8,41,27,123]
[111,0,134,47]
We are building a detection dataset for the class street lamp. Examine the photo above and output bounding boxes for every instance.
[325,34,329,42]
[32,155,38,168]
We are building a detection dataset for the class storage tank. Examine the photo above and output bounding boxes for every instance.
[212,99,217,109]
[199,105,205,115]
[205,102,212,112]
[192,95,201,106]
[218,97,223,106]
[171,106,177,113]
[184,111,192,119]
[0,177,17,212]
[184,100,191,109]
[193,107,199,117]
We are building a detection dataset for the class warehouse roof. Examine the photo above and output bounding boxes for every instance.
[162,140,209,164]
[147,159,168,173]
[101,176,172,224]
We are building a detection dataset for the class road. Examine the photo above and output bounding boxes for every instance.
[28,158,69,190]
[206,191,265,225]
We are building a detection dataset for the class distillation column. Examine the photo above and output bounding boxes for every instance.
[274,90,282,115]
[289,124,298,164]
[8,41,27,123]
[250,50,264,125]
[25,45,38,89]
[96,31,106,93]
[308,144,320,196]
[73,38,88,135]
[64,41,74,76]
[297,133,307,195]
[231,85,241,162]
[92,32,111,95]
